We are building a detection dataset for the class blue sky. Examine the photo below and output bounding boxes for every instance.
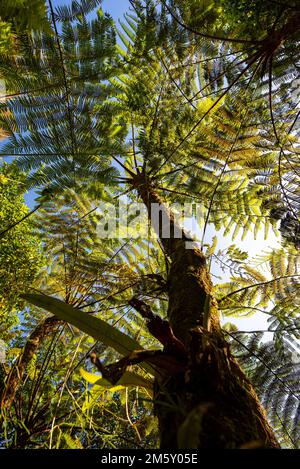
[24,0,130,208]
[102,0,130,20]
[1,0,278,335]
[52,0,130,21]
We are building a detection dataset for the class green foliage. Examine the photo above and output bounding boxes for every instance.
[218,0,293,40]
[0,4,122,192]
[80,367,153,391]
[1,188,158,449]
[217,245,300,447]
[0,163,42,339]
[0,0,51,54]
[231,333,300,448]
[22,293,148,358]
[218,246,300,316]
[0,0,300,450]
[152,0,300,248]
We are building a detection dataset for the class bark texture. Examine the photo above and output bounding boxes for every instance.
[132,173,280,449]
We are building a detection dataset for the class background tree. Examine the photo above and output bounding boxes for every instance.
[150,0,300,248]
[1,190,157,448]
[0,0,51,55]
[0,0,300,449]
[0,163,42,341]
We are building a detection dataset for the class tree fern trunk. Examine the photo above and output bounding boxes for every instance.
[133,173,280,449]
[1,316,61,411]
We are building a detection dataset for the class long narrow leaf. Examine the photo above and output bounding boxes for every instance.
[22,293,142,356]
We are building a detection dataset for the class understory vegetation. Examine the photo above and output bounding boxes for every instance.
[0,0,300,449]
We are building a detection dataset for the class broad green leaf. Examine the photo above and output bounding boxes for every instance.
[22,293,143,357]
[80,368,102,385]
[80,368,153,391]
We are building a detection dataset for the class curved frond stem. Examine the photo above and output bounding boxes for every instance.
[268,56,280,144]
[228,327,300,334]
[221,305,274,316]
[48,0,77,163]
[156,185,203,202]
[212,254,252,278]
[278,147,298,219]
[274,409,298,449]
[201,53,266,249]
[78,279,141,309]
[111,155,136,177]
[162,1,259,45]
[169,49,258,71]
[125,386,142,441]
[150,53,260,177]
[225,330,300,411]
[219,274,300,303]
[200,121,243,250]
[189,49,257,104]
[279,147,300,180]
[112,187,133,199]
[289,107,300,134]
[62,240,72,303]
[159,54,197,110]
[0,203,43,238]
[143,83,165,172]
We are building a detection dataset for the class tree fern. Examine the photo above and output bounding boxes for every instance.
[230,332,300,448]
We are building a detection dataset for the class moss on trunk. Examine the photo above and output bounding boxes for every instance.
[133,173,280,448]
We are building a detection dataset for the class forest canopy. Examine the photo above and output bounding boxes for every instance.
[0,0,300,450]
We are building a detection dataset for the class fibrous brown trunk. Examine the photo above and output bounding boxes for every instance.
[133,173,280,449]
[1,316,61,411]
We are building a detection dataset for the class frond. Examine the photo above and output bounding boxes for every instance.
[230,332,300,448]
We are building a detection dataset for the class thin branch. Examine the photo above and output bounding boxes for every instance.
[143,83,164,171]
[201,53,265,249]
[125,386,142,442]
[156,185,203,202]
[200,120,243,250]
[189,50,255,104]
[226,330,300,407]
[150,53,259,176]
[219,274,300,303]
[163,1,259,45]
[78,280,141,309]
[0,203,42,238]
[111,154,136,177]
[228,327,300,334]
[221,305,274,316]
[48,0,76,158]
[159,54,197,110]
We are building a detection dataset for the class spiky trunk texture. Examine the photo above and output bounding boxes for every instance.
[1,316,61,411]
[133,173,280,449]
